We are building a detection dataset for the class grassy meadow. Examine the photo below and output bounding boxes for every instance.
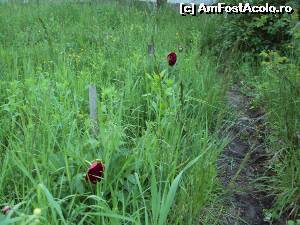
[0,1,226,224]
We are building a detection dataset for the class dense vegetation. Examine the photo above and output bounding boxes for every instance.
[0,1,225,224]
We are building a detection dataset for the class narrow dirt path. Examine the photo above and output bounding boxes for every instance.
[218,84,272,225]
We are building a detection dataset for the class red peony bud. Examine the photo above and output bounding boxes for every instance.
[85,161,105,184]
[167,52,177,66]
[2,206,10,215]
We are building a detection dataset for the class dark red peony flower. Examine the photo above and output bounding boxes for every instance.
[85,161,105,184]
[167,52,177,66]
[2,206,10,215]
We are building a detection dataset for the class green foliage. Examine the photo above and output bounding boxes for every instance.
[0,1,225,224]
[216,0,299,54]
[257,49,300,220]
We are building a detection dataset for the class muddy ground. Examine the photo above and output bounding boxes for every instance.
[217,84,274,225]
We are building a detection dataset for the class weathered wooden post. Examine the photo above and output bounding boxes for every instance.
[88,85,99,137]
[147,43,155,56]
[157,0,167,8]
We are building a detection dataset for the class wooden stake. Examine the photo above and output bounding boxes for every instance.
[89,85,99,137]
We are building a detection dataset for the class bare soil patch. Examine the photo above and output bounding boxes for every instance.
[218,84,272,225]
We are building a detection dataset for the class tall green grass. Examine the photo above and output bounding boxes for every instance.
[0,1,225,224]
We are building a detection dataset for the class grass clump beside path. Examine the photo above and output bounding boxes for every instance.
[0,1,225,224]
